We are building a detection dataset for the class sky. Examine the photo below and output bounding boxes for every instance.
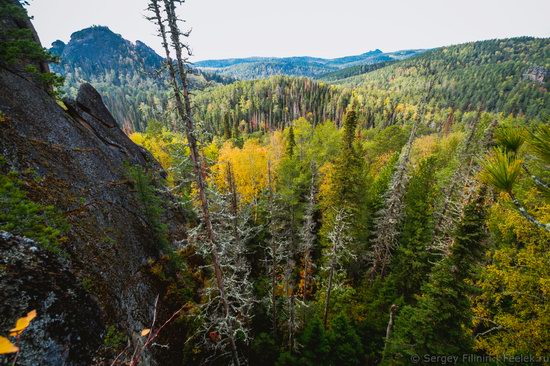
[28,0,550,61]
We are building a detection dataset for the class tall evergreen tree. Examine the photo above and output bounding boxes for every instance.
[384,189,488,363]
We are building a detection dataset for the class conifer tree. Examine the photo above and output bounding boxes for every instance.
[327,313,364,366]
[384,189,488,363]
[299,166,318,303]
[481,124,550,231]
[188,163,256,364]
[368,120,418,278]
[431,113,497,254]
[287,125,296,158]
[322,209,355,328]
[264,161,296,341]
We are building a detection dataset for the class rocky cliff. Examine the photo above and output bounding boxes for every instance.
[0,1,187,364]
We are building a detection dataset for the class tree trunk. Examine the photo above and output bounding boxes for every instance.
[509,192,549,232]
[323,245,337,329]
[150,1,240,364]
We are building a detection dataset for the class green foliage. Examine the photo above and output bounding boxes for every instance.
[343,37,550,121]
[317,61,396,82]
[385,156,438,302]
[0,1,64,92]
[494,125,526,154]
[473,188,550,357]
[326,314,364,366]
[250,332,279,366]
[328,110,368,241]
[481,148,522,192]
[193,76,352,133]
[126,165,169,251]
[50,26,231,131]
[385,192,487,363]
[0,169,68,255]
[103,325,127,351]
[293,317,330,366]
[529,124,550,164]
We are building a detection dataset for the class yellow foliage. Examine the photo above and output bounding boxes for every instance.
[411,134,438,163]
[473,188,550,357]
[0,336,18,355]
[10,310,37,336]
[268,130,285,166]
[141,328,151,337]
[211,139,272,203]
[371,152,394,174]
[318,161,336,213]
[130,128,187,186]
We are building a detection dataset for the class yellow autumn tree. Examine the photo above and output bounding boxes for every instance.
[130,122,187,186]
[473,188,550,358]
[212,139,271,204]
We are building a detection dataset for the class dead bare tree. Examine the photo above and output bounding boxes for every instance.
[147,1,241,364]
[264,160,293,341]
[430,114,498,256]
[299,164,317,303]
[368,120,418,278]
[188,164,256,365]
[323,208,355,328]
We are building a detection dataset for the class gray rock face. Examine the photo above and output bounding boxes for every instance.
[0,232,102,366]
[0,2,186,364]
[76,83,118,128]
[523,65,548,84]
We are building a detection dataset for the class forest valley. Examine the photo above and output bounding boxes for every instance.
[0,0,549,365]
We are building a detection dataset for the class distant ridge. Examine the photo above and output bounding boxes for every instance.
[194,49,424,79]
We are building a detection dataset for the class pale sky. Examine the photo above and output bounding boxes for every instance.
[28,0,550,61]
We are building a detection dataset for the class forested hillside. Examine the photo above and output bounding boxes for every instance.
[192,76,351,134]
[193,37,549,136]
[343,37,550,119]
[195,49,422,80]
[51,26,233,131]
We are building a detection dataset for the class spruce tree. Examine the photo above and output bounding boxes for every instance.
[327,314,364,366]
[384,190,488,363]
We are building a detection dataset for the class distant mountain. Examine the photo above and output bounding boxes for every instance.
[192,37,550,135]
[316,61,396,81]
[195,49,424,80]
[51,26,233,131]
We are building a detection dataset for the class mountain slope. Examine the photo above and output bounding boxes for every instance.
[193,37,550,134]
[195,49,424,79]
[340,37,550,119]
[51,26,233,131]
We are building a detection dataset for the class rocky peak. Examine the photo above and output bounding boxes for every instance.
[52,25,164,75]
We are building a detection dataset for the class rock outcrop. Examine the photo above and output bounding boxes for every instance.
[0,232,102,366]
[523,65,548,84]
[0,1,186,364]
